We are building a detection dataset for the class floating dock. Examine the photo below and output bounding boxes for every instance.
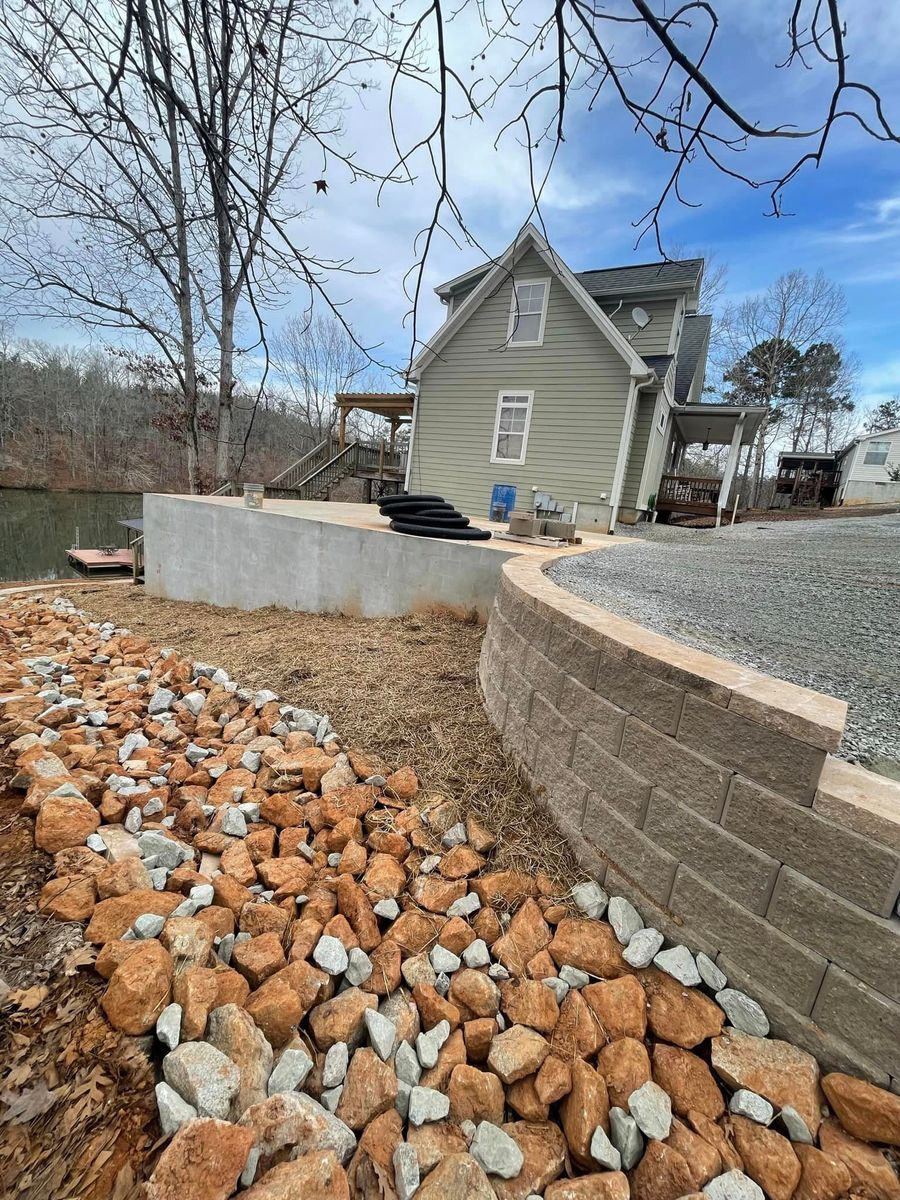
[66,548,133,576]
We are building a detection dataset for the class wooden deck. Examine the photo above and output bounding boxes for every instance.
[67,548,133,575]
[655,473,723,518]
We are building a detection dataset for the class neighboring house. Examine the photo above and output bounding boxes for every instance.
[773,429,900,509]
[405,224,764,531]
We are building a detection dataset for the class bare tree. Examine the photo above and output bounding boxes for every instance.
[271,313,371,439]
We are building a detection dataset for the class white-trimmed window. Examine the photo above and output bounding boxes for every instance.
[491,390,533,464]
[864,440,890,466]
[508,279,549,346]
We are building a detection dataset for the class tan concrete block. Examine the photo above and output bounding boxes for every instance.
[521,643,565,707]
[814,757,900,855]
[502,705,538,773]
[602,866,720,960]
[677,694,826,806]
[546,623,601,688]
[723,776,900,918]
[669,865,828,1013]
[811,963,900,1078]
[619,716,731,821]
[574,732,651,825]
[503,661,534,720]
[530,692,576,766]
[581,798,677,905]
[766,868,900,1003]
[557,676,626,755]
[594,651,686,736]
[643,789,779,916]
[533,742,589,837]
[726,674,845,753]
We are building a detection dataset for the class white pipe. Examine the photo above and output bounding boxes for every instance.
[608,374,650,532]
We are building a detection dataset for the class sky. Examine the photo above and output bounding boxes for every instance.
[4,0,900,421]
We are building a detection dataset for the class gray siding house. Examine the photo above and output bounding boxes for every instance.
[406,225,763,531]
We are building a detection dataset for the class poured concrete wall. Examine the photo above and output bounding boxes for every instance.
[479,554,900,1086]
[144,494,516,621]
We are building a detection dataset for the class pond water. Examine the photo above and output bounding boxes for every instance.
[0,489,143,583]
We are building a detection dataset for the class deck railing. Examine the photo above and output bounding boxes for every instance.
[657,473,723,510]
[267,438,334,491]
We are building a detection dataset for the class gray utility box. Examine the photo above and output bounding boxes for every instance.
[508,511,540,537]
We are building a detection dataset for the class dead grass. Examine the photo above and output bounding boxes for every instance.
[54,583,580,887]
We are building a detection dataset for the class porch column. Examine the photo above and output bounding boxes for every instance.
[717,412,745,527]
[338,403,350,450]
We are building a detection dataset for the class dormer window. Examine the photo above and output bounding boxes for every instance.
[508,278,549,346]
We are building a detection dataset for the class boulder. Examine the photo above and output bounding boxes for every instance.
[206,1003,273,1117]
[38,875,96,921]
[582,975,647,1041]
[85,888,180,943]
[163,1042,241,1120]
[710,1029,823,1137]
[492,1120,567,1200]
[414,1152,495,1200]
[817,1117,900,1200]
[793,1143,853,1200]
[448,1064,505,1126]
[145,1118,254,1200]
[560,1060,610,1169]
[630,1139,694,1200]
[549,919,628,979]
[238,1092,356,1165]
[597,1037,651,1110]
[821,1072,900,1147]
[731,1115,801,1200]
[335,1048,398,1131]
[651,1044,724,1121]
[641,967,724,1049]
[239,1151,350,1200]
[487,1024,550,1084]
[101,938,173,1034]
[35,791,100,852]
[544,1174,630,1200]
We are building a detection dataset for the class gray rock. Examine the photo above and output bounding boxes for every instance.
[416,1020,449,1069]
[623,927,664,969]
[365,775,387,787]
[543,977,569,1004]
[137,830,193,869]
[217,933,235,964]
[124,807,142,833]
[697,952,728,992]
[471,1122,525,1180]
[609,1106,644,1171]
[462,938,490,969]
[133,913,166,939]
[589,1124,622,1171]
[182,691,205,717]
[704,1170,765,1200]
[142,797,164,818]
[408,1086,451,1126]
[628,1080,672,1141]
[162,1042,240,1120]
[395,1080,411,1121]
[323,1042,349,1088]
[148,687,176,715]
[119,731,149,763]
[393,1143,420,1200]
[374,898,400,921]
[434,972,450,997]
[254,688,279,708]
[220,807,248,838]
[155,1081,196,1137]
[447,892,481,919]
[170,896,201,918]
[419,855,441,874]
[441,822,467,848]
[156,1003,182,1049]
[608,896,643,945]
[346,947,373,987]
[571,880,609,919]
[86,833,107,854]
[779,1105,814,1144]
[240,750,261,773]
[487,963,510,981]
[314,934,349,976]
[395,1040,422,1087]
[267,1047,313,1095]
[430,945,461,975]
[327,852,342,868]
[240,1147,261,1189]
[365,1009,397,1061]
[185,742,209,764]
[148,867,168,891]
[460,1119,476,1143]
[653,944,701,986]
[729,1089,774,1125]
[189,884,214,908]
[321,1085,343,1114]
[716,988,770,1037]
[559,965,591,989]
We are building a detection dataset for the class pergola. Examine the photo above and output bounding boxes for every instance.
[335,392,415,453]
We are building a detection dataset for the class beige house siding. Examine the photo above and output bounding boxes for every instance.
[409,247,634,528]
[600,297,678,356]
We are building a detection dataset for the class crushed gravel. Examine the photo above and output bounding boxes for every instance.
[547,514,900,778]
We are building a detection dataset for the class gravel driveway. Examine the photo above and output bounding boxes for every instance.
[547,514,900,777]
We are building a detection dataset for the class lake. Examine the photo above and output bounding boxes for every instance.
[0,489,143,583]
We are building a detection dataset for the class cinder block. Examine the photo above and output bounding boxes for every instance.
[717,955,891,1088]
[677,694,826,806]
[521,643,565,707]
[669,865,827,1013]
[812,962,900,1078]
[511,593,552,655]
[643,789,780,915]
[573,732,651,825]
[619,716,731,821]
[557,676,626,755]
[581,797,677,905]
[502,705,538,773]
[766,868,900,1003]
[502,625,530,676]
[546,623,601,689]
[723,776,900,918]
[594,651,686,736]
[529,691,576,766]
[813,757,900,855]
[503,661,534,720]
[532,742,588,836]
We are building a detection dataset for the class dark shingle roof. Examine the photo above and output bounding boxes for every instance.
[575,259,703,296]
[643,354,674,378]
[674,314,712,403]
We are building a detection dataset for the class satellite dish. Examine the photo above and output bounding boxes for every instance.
[632,306,651,330]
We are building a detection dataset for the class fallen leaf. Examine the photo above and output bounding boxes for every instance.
[0,1082,59,1125]
[7,986,48,1011]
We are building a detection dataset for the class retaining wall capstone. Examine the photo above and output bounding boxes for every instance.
[479,554,900,1088]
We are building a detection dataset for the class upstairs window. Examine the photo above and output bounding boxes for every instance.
[508,279,549,346]
[864,441,890,466]
[491,391,533,464]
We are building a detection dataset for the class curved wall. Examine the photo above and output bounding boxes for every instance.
[479,554,900,1088]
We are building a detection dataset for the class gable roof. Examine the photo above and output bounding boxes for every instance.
[674,313,712,404]
[576,259,703,297]
[411,224,651,381]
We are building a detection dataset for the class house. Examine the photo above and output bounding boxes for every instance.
[835,427,900,505]
[404,224,766,531]
[772,452,841,509]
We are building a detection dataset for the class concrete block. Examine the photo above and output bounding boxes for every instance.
[766,868,900,1003]
[557,675,626,755]
[546,623,601,689]
[723,776,900,918]
[481,673,508,733]
[502,706,538,773]
[503,661,534,720]
[532,743,589,836]
[619,716,732,821]
[594,651,685,736]
[521,643,565,708]
[581,798,677,905]
[669,865,828,1014]
[603,866,721,961]
[529,692,576,765]
[677,694,826,806]
[505,590,551,655]
[811,963,900,1078]
[643,789,780,916]
[573,732,651,825]
[717,955,891,1088]
[502,625,531,677]
[813,757,900,855]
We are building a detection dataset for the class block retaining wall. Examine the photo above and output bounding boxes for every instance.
[479,554,900,1088]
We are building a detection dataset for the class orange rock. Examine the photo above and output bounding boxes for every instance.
[549,919,628,979]
[385,766,418,800]
[101,938,173,1035]
[406,1121,468,1174]
[95,938,144,979]
[731,1115,801,1200]
[336,839,368,876]
[652,1044,725,1121]
[145,1118,254,1200]
[360,939,402,997]
[560,1059,610,1169]
[643,967,724,1050]
[212,873,254,916]
[195,904,235,941]
[438,916,477,956]
[232,932,287,988]
[269,959,331,1019]
[500,978,560,1034]
[319,785,378,825]
[363,853,407,898]
[240,1151,349,1200]
[173,966,220,1041]
[793,1143,853,1200]
[213,966,250,1008]
[411,875,466,914]
[346,1110,402,1200]
[390,908,446,956]
[38,874,96,921]
[256,856,314,894]
[549,990,604,1061]
[449,969,501,1019]
[239,902,289,937]
[492,1121,567,1200]
[596,1037,651,1109]
[439,845,485,879]
[336,876,381,952]
[822,1072,900,1148]
[544,1175,630,1200]
[818,1117,900,1200]
[53,845,107,880]
[465,816,496,854]
[492,898,552,974]
[471,870,537,909]
[686,1110,744,1173]
[420,1028,467,1092]
[630,1140,695,1200]
[488,1024,551,1084]
[535,1055,572,1104]
[85,889,181,943]
[335,1047,398,1131]
[664,1118,722,1190]
[448,1064,505,1125]
[463,1017,497,1063]
[220,840,257,886]
[582,975,647,1041]
[259,793,306,828]
[35,791,101,852]
[244,977,303,1047]
[710,1029,822,1136]
[308,987,378,1051]
[159,916,216,967]
[507,1074,551,1121]
[413,983,461,1031]
[206,1003,272,1117]
[323,913,360,952]
[472,906,502,945]
[96,855,151,899]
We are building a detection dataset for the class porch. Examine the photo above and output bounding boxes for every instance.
[656,403,767,525]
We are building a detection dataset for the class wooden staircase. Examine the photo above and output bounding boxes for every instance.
[211,437,406,501]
